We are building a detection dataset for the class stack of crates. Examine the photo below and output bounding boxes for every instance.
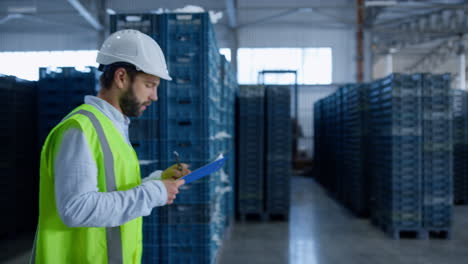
[421,74,453,235]
[237,85,265,220]
[368,74,423,239]
[265,85,292,219]
[314,84,370,217]
[220,55,237,228]
[341,84,370,216]
[111,12,236,264]
[313,93,342,203]
[158,13,225,264]
[0,75,37,236]
[37,67,98,146]
[313,73,454,239]
[328,91,343,197]
[110,13,159,37]
[313,99,324,181]
[332,86,347,201]
[452,89,468,204]
[318,94,336,191]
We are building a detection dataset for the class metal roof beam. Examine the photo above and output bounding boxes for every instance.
[225,0,237,29]
[67,0,103,31]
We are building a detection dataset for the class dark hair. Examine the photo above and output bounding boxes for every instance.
[99,62,140,90]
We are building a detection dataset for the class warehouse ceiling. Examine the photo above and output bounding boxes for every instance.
[0,0,467,74]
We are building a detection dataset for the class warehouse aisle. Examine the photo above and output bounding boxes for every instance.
[218,176,468,264]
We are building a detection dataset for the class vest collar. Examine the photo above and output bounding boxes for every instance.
[84,95,130,127]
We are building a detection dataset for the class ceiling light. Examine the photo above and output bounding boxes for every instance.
[365,1,398,7]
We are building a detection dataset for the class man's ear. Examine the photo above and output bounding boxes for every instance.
[114,68,128,90]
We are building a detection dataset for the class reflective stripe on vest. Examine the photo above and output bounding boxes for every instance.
[31,109,123,264]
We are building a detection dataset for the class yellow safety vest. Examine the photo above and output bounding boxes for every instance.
[32,104,142,264]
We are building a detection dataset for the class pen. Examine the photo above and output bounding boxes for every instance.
[173,151,183,171]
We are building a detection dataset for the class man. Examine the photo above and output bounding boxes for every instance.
[31,29,189,263]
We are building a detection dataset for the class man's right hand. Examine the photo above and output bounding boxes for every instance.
[161,179,185,205]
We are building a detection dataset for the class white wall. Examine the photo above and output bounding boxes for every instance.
[298,85,337,158]
[0,32,100,51]
[373,52,462,83]
[234,24,356,84]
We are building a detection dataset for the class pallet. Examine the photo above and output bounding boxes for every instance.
[238,213,267,222]
[372,219,451,240]
[422,229,451,240]
[237,212,289,222]
[454,199,468,205]
[265,213,289,221]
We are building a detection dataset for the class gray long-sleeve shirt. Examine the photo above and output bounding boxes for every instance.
[54,95,167,228]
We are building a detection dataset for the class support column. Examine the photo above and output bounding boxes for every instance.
[385,53,393,76]
[356,0,364,82]
[364,30,373,82]
[459,47,466,90]
[231,28,239,76]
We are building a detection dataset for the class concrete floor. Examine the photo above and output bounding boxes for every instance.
[218,176,468,264]
[3,176,468,264]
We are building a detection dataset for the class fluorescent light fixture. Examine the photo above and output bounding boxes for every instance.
[125,15,142,22]
[298,8,313,13]
[106,8,116,15]
[365,0,398,7]
[8,6,37,13]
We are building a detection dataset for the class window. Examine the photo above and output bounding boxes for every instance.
[0,50,98,81]
[237,48,332,85]
[219,48,231,62]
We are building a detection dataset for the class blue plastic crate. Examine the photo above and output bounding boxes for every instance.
[160,117,221,141]
[159,139,223,166]
[158,243,218,264]
[163,96,221,119]
[132,140,160,162]
[155,224,216,246]
[162,65,203,94]
[129,118,159,142]
[37,95,67,110]
[110,13,160,38]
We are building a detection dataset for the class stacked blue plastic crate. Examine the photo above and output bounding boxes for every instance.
[421,74,452,237]
[37,67,98,146]
[237,85,265,220]
[0,76,37,236]
[341,83,370,216]
[313,99,324,184]
[220,55,237,228]
[320,94,335,191]
[452,89,468,204]
[111,13,235,264]
[330,91,344,198]
[157,13,225,264]
[368,74,424,238]
[110,13,160,37]
[265,85,292,219]
[313,73,454,239]
[334,87,345,202]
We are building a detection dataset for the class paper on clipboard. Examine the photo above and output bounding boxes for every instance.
[180,154,226,184]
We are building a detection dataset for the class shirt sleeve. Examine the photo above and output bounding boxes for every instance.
[54,128,168,228]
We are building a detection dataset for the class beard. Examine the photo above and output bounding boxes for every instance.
[119,83,150,117]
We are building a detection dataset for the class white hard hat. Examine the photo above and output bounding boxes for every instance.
[96,29,172,81]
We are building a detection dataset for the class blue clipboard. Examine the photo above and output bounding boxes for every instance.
[180,154,226,184]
